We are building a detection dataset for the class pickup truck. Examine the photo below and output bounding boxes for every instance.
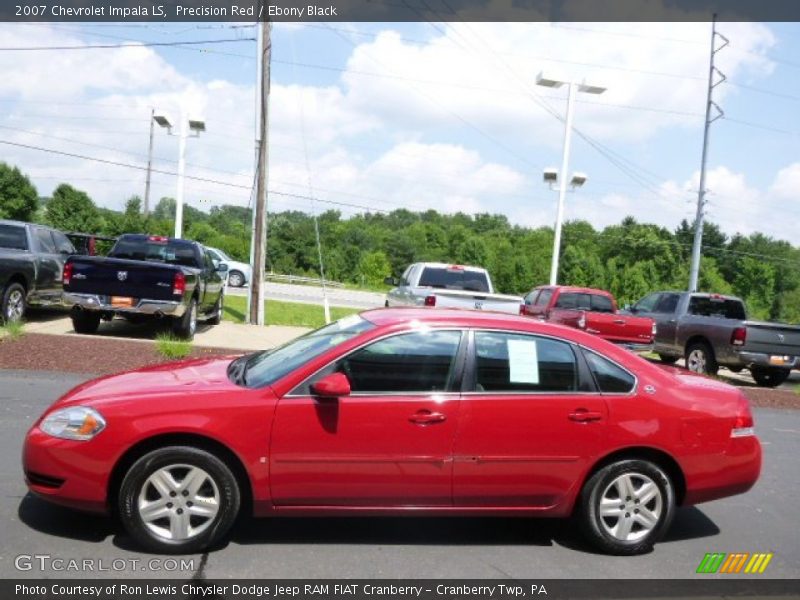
[627,291,800,387]
[521,285,655,350]
[0,219,76,323]
[383,262,524,315]
[62,234,228,340]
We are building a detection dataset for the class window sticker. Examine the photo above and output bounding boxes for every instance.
[507,339,539,384]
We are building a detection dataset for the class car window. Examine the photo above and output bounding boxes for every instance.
[34,228,56,253]
[524,290,539,306]
[655,293,680,314]
[111,237,200,268]
[400,265,413,286]
[51,230,75,255]
[688,296,746,320]
[473,331,577,393]
[634,293,661,313]
[534,289,553,307]
[555,292,591,310]
[590,294,614,313]
[583,350,636,394]
[0,225,28,250]
[204,251,216,270]
[418,267,490,293]
[337,330,462,394]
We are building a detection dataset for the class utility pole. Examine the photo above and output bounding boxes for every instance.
[249,15,271,326]
[689,14,727,292]
[144,108,154,216]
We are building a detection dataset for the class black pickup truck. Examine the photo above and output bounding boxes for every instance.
[62,234,228,339]
[1,219,76,323]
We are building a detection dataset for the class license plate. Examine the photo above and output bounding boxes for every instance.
[111,296,134,308]
[769,355,787,366]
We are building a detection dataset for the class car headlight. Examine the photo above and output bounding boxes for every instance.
[40,407,106,441]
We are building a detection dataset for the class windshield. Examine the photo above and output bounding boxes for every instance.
[418,267,490,293]
[211,248,231,261]
[233,314,375,388]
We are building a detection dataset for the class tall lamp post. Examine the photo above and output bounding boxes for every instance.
[536,72,606,285]
[151,113,206,238]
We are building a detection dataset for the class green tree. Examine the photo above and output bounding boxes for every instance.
[734,257,776,320]
[357,251,392,286]
[0,163,38,221]
[44,184,103,233]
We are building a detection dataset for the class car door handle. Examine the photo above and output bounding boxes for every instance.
[613,319,626,325]
[568,409,603,423]
[409,410,447,425]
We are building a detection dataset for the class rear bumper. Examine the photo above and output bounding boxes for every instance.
[63,292,185,317]
[735,351,800,369]
[683,436,762,506]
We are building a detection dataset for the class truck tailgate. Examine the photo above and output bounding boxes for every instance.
[66,257,180,302]
[429,289,523,314]
[744,321,800,361]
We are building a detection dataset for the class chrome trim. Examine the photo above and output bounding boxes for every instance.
[63,292,186,317]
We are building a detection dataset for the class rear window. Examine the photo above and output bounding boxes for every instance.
[418,267,490,293]
[110,237,200,268]
[0,225,28,250]
[688,296,746,320]
[590,294,614,313]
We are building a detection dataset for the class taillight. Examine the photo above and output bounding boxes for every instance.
[62,262,73,286]
[173,272,186,296]
[731,327,747,346]
[424,295,436,307]
[149,235,168,243]
[732,397,755,438]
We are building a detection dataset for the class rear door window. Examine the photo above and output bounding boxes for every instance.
[34,228,56,254]
[51,230,76,255]
[590,294,614,313]
[0,225,28,250]
[583,350,636,393]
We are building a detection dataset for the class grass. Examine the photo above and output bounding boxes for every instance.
[154,333,193,360]
[223,296,360,329]
[0,319,25,341]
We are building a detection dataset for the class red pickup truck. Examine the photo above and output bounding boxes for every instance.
[521,285,656,350]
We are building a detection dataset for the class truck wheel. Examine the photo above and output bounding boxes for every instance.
[172,298,198,340]
[71,311,101,334]
[658,354,679,365]
[685,341,718,376]
[227,270,245,288]
[1,282,26,324]
[207,294,223,326]
[751,366,791,388]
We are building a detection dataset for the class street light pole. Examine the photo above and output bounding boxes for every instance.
[550,81,576,286]
[174,111,188,239]
[144,108,155,216]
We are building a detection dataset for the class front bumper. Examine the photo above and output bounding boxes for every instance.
[63,292,186,318]
[736,351,800,369]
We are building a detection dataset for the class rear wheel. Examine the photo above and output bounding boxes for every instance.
[579,459,675,555]
[751,366,791,388]
[658,354,679,365]
[227,270,245,288]
[172,298,197,340]
[1,282,26,324]
[118,446,240,554]
[71,311,101,334]
[685,341,718,376]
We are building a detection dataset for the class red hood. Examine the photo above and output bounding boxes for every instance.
[56,356,241,407]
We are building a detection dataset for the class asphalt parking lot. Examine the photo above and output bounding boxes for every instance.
[1,370,797,581]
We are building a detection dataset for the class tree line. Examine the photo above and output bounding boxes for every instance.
[2,161,798,322]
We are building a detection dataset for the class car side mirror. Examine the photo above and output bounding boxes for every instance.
[384,276,398,286]
[217,263,229,273]
[310,372,351,399]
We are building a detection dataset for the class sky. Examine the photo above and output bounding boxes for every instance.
[0,21,799,244]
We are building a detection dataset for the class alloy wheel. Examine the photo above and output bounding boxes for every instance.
[6,289,24,322]
[137,464,220,541]
[189,303,197,337]
[598,472,663,542]
[686,349,707,373]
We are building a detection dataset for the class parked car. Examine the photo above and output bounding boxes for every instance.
[24,308,760,555]
[522,285,655,351]
[206,246,251,288]
[62,234,227,339]
[0,219,76,323]
[384,262,523,315]
[627,291,800,387]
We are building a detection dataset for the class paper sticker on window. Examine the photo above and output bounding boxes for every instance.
[507,339,539,384]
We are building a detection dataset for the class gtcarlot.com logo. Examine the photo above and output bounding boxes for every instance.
[696,552,774,574]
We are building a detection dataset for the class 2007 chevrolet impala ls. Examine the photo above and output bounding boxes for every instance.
[22,308,761,555]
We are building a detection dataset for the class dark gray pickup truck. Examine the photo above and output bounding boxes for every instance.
[62,234,228,340]
[0,220,76,323]
[628,291,800,387]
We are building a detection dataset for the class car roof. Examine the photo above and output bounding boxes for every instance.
[414,262,487,273]
[538,285,613,296]
[361,307,553,331]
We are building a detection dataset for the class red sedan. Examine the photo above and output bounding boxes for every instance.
[23,308,761,555]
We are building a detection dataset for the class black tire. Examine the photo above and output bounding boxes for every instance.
[1,282,26,324]
[118,446,240,554]
[658,354,679,365]
[751,366,791,388]
[685,341,718,376]
[207,293,223,326]
[172,298,198,340]
[384,300,389,308]
[71,311,101,334]
[227,270,245,288]
[578,459,676,556]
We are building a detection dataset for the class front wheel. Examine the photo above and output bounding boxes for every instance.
[751,366,791,388]
[578,459,676,555]
[227,270,245,288]
[118,446,241,554]
[207,293,224,326]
